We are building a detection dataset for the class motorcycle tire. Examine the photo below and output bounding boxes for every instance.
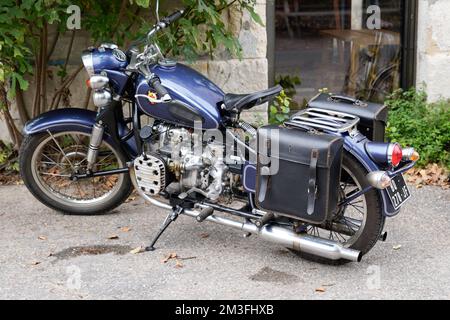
[291,152,386,264]
[19,131,132,215]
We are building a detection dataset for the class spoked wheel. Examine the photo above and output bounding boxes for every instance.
[19,131,132,215]
[293,152,385,264]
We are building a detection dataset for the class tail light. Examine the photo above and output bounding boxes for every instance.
[388,143,403,167]
[365,142,406,167]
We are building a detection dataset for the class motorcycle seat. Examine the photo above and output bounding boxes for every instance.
[223,85,282,112]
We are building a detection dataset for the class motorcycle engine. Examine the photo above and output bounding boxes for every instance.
[134,125,236,202]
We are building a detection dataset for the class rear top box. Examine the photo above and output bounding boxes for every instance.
[256,125,344,224]
[308,93,388,142]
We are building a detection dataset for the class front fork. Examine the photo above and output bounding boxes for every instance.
[85,121,105,172]
[86,98,124,172]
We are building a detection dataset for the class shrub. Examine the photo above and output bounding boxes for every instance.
[385,88,450,168]
[268,74,301,125]
[0,142,19,172]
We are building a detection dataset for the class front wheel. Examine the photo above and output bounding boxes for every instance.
[293,152,385,264]
[19,131,132,215]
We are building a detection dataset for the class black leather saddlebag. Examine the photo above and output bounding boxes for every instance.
[256,125,344,224]
[308,93,388,142]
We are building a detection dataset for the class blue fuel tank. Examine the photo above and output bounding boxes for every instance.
[135,63,224,129]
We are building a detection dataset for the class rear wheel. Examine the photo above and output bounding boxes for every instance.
[19,131,132,215]
[292,152,385,264]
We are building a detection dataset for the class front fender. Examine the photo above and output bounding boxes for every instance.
[23,108,137,157]
[343,133,399,217]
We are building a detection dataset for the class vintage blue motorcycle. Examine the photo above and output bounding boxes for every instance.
[19,7,419,263]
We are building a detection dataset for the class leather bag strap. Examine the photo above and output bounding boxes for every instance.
[307,149,319,215]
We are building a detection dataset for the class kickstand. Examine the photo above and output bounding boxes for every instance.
[146,206,183,251]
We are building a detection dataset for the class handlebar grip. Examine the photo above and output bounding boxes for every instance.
[162,10,184,25]
[150,77,169,98]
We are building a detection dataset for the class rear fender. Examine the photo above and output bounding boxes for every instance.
[343,133,399,217]
[23,108,138,158]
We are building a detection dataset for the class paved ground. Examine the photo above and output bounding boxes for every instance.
[0,184,449,300]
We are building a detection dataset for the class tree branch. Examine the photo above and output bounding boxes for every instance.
[50,64,83,110]
[15,88,29,124]
[32,33,42,118]
[63,30,76,72]
[112,0,128,35]
[39,22,48,113]
[0,85,22,149]
[83,87,92,109]
[47,29,60,61]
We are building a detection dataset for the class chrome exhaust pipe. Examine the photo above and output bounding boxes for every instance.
[130,170,362,262]
[182,210,362,262]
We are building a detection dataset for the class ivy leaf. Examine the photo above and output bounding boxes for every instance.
[47,10,60,24]
[13,47,23,58]
[247,7,264,26]
[275,114,286,123]
[269,105,278,114]
[134,0,150,8]
[15,73,28,91]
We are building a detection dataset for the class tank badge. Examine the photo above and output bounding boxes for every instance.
[113,49,126,62]
[148,91,158,104]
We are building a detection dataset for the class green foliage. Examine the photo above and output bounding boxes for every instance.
[0,0,263,99]
[269,90,291,125]
[268,74,301,124]
[157,0,263,61]
[0,142,18,172]
[385,88,450,168]
[276,74,300,99]
[0,0,70,100]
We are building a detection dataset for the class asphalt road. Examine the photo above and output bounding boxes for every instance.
[0,185,449,300]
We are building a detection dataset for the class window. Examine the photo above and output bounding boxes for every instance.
[273,0,414,105]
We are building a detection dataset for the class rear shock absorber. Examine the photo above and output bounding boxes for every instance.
[238,121,257,137]
[86,122,105,172]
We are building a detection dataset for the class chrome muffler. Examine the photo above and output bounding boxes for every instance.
[182,210,362,262]
[130,170,362,262]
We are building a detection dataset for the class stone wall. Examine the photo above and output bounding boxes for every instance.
[416,0,450,102]
[0,1,267,143]
[189,0,268,124]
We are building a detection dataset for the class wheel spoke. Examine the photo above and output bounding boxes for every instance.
[33,132,123,203]
[307,163,367,246]
[46,130,74,169]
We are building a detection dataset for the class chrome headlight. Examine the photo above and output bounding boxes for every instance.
[81,50,94,76]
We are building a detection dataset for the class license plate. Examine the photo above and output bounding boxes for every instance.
[386,175,411,210]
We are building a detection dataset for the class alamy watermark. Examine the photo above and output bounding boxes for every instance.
[66,265,82,290]
[366,265,381,290]
[66,5,81,30]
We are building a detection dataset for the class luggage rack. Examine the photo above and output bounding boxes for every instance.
[285,108,360,133]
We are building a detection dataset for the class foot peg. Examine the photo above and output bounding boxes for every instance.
[178,192,188,200]
[255,212,274,228]
[196,207,214,222]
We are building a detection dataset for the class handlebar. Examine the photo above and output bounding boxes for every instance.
[146,9,184,41]
[130,9,184,101]
[150,77,170,101]
[162,10,184,26]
